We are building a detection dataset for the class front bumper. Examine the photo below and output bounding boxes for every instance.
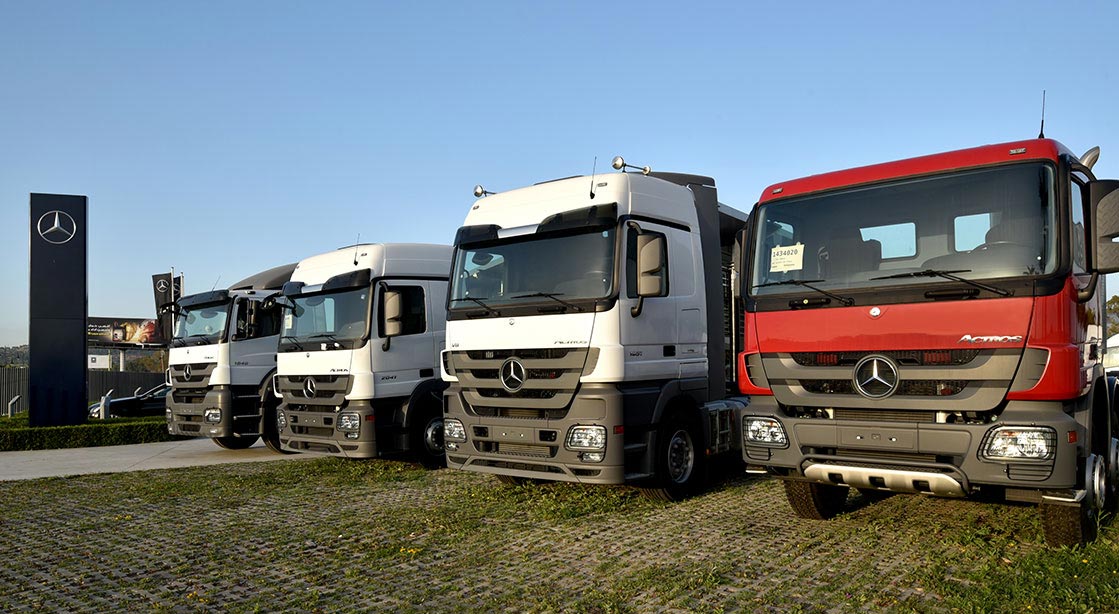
[443,383,626,484]
[167,386,235,438]
[741,396,1081,495]
[279,400,377,458]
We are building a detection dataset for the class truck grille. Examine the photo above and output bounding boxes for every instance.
[448,348,590,418]
[831,408,938,424]
[763,348,1020,413]
[791,349,980,367]
[277,374,353,407]
[169,363,215,388]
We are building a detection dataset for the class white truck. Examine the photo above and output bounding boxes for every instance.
[272,243,452,466]
[165,263,296,452]
[441,159,750,499]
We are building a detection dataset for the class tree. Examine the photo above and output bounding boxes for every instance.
[1108,296,1119,339]
[125,350,167,373]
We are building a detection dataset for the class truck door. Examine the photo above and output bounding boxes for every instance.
[228,298,283,388]
[371,283,433,398]
[620,221,686,381]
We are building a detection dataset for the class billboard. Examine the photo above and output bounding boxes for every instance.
[88,317,166,346]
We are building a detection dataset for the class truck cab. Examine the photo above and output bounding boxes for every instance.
[274,243,451,465]
[442,162,749,499]
[166,263,296,451]
[737,139,1119,545]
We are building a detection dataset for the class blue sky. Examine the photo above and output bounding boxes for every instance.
[2,1,1118,345]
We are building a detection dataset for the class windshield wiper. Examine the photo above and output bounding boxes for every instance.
[511,292,585,312]
[753,279,854,307]
[870,269,1011,297]
[281,335,304,350]
[307,333,340,341]
[180,333,215,346]
[451,297,499,315]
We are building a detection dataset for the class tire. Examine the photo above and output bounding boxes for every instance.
[784,480,850,520]
[1040,500,1097,547]
[260,380,294,455]
[213,435,259,450]
[642,412,705,502]
[411,406,446,469]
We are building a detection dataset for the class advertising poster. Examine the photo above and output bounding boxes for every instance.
[87,317,166,346]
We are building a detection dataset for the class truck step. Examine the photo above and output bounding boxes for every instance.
[624,472,654,481]
[624,443,648,454]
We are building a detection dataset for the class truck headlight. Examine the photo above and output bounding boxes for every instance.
[743,417,788,448]
[338,412,361,432]
[981,426,1056,461]
[277,410,287,432]
[444,419,467,443]
[204,409,222,424]
[565,425,607,451]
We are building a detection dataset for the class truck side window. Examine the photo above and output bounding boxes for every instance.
[1070,177,1087,272]
[625,229,669,298]
[380,285,426,336]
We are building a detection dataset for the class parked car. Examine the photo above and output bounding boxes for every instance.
[88,384,171,419]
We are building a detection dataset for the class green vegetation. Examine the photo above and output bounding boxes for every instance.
[0,460,1115,612]
[0,413,182,451]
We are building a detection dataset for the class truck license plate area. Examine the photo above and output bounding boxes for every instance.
[837,426,915,450]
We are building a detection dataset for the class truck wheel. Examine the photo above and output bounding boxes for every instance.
[642,413,705,502]
[411,406,446,469]
[213,435,259,450]
[260,381,294,455]
[784,480,849,520]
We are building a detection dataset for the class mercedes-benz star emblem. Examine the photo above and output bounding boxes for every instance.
[156,280,170,292]
[183,364,192,380]
[303,376,317,398]
[36,210,77,245]
[500,358,526,393]
[852,355,900,399]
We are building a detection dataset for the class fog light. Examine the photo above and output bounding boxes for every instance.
[981,426,1056,461]
[446,442,459,451]
[566,425,607,451]
[445,419,467,443]
[579,451,605,463]
[345,432,359,439]
[743,417,788,447]
[277,410,287,432]
[204,409,222,424]
[338,412,361,432]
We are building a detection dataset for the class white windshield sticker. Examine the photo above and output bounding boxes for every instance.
[769,243,804,273]
[284,313,293,330]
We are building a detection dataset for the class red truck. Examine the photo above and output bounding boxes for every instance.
[737,138,1119,546]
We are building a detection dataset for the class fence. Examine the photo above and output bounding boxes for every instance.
[1,368,165,414]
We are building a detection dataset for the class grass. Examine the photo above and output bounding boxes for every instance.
[0,459,1116,612]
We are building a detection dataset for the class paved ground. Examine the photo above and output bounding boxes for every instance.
[1,454,1113,612]
[0,438,295,481]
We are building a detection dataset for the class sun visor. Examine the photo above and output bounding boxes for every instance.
[321,268,372,292]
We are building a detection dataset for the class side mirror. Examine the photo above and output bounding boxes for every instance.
[262,295,294,311]
[381,287,403,350]
[1092,179,1119,274]
[632,233,666,317]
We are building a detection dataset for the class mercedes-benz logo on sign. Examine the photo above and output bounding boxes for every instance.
[303,376,317,398]
[156,279,170,292]
[37,210,77,245]
[500,358,526,393]
[183,364,192,380]
[852,355,900,399]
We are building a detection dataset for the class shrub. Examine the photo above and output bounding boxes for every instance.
[0,415,186,451]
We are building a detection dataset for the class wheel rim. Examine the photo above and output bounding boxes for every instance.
[1087,453,1106,510]
[666,428,694,484]
[424,417,445,455]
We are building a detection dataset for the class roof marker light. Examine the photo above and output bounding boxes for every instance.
[1009,147,1026,155]
[611,156,651,175]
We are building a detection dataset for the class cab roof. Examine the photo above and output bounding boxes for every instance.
[758,138,1075,205]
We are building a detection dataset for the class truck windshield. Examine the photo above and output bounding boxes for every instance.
[172,302,230,347]
[281,286,370,349]
[450,228,616,311]
[750,163,1057,298]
